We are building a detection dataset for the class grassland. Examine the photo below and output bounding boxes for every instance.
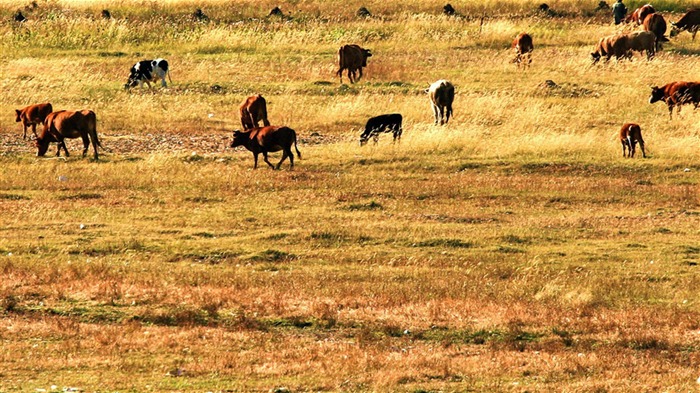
[2,0,700,392]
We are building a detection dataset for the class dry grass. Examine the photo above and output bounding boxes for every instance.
[2,0,700,392]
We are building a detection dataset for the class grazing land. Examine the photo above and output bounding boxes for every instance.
[3,0,700,391]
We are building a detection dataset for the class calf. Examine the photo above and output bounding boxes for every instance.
[239,94,270,130]
[619,123,646,158]
[671,9,700,40]
[36,110,102,160]
[649,81,700,119]
[124,58,172,89]
[426,80,454,125]
[359,113,403,145]
[512,33,534,68]
[230,126,301,170]
[336,44,372,84]
[15,103,53,140]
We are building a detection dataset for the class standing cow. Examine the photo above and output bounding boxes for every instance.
[239,94,270,130]
[124,58,172,89]
[36,110,103,160]
[359,114,403,145]
[625,4,655,25]
[649,81,700,119]
[336,44,372,84]
[619,123,646,158]
[230,126,301,170]
[15,103,53,140]
[512,33,534,68]
[426,80,454,125]
[671,9,700,40]
[643,13,669,51]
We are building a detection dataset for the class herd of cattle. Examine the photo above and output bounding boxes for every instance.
[12,6,700,166]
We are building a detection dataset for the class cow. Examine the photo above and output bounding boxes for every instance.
[625,4,655,25]
[426,80,454,125]
[15,103,53,140]
[619,123,646,158]
[626,31,657,60]
[36,110,102,160]
[643,13,669,51]
[336,44,372,84]
[230,126,301,170]
[512,33,534,68]
[671,9,700,40]
[359,114,403,145]
[239,94,270,130]
[124,58,172,89]
[649,81,700,119]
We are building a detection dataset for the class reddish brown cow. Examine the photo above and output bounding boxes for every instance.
[649,81,700,119]
[36,110,102,160]
[15,103,53,140]
[643,13,669,51]
[239,94,270,130]
[671,9,700,40]
[512,33,534,68]
[230,126,301,170]
[625,4,655,25]
[336,44,372,84]
[591,34,631,63]
[619,123,646,158]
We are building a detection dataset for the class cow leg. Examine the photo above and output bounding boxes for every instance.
[22,124,27,140]
[277,148,291,170]
[253,153,259,169]
[621,142,626,157]
[668,104,674,120]
[31,123,38,139]
[356,67,363,82]
[373,133,379,144]
[432,104,440,125]
[445,104,452,124]
[81,135,90,157]
[638,138,646,158]
[438,106,445,125]
[262,151,275,169]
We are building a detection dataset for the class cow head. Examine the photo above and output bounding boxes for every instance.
[124,74,139,89]
[649,86,666,103]
[15,109,21,122]
[359,129,371,146]
[670,23,681,37]
[362,49,372,66]
[591,51,602,64]
[35,137,50,157]
[230,130,248,148]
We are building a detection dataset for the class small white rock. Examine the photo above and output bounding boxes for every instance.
[58,176,67,182]
[79,224,85,230]
[685,168,691,172]
[7,252,12,257]
[403,329,410,335]
[208,113,214,118]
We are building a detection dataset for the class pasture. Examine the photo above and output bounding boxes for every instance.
[2,0,700,391]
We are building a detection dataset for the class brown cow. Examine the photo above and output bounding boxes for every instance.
[336,44,372,84]
[591,34,631,63]
[426,79,454,125]
[671,9,700,40]
[512,33,533,68]
[625,31,657,60]
[15,103,53,140]
[239,94,270,130]
[625,4,655,25]
[230,126,301,170]
[643,13,669,51]
[619,123,646,158]
[649,81,700,119]
[36,110,102,160]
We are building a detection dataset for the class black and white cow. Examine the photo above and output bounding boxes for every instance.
[359,113,403,145]
[124,58,172,89]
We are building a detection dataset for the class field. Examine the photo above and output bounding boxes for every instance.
[3,0,700,391]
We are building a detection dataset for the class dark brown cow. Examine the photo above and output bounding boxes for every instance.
[230,126,301,170]
[239,94,270,130]
[512,33,534,68]
[626,31,657,60]
[625,4,655,25]
[15,103,53,140]
[649,81,700,119]
[643,13,669,51]
[619,123,646,158]
[671,9,700,40]
[36,110,102,160]
[336,44,372,84]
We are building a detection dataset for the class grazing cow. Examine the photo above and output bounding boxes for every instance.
[626,31,657,59]
[15,103,53,140]
[625,4,655,25]
[359,113,403,145]
[426,80,454,125]
[230,126,301,170]
[671,9,700,40]
[36,110,102,160]
[643,13,669,51]
[124,58,172,89]
[649,81,700,119]
[592,35,619,63]
[336,44,372,84]
[239,94,270,130]
[619,123,646,158]
[512,33,534,68]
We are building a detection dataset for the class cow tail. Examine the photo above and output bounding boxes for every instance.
[91,115,103,149]
[261,100,270,126]
[294,131,301,159]
[167,68,173,84]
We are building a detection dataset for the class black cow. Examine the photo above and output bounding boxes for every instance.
[359,113,403,145]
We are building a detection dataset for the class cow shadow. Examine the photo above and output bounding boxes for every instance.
[668,47,700,56]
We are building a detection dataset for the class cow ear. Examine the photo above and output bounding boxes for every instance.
[15,109,20,116]
[424,88,430,93]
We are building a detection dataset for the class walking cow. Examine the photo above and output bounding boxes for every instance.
[359,114,403,145]
[239,94,270,130]
[336,44,372,84]
[15,103,53,140]
[230,126,301,170]
[36,110,103,160]
[426,80,454,125]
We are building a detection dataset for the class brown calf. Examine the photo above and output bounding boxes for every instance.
[512,33,534,68]
[15,103,53,140]
[37,110,102,160]
[336,44,372,84]
[239,94,270,130]
[619,123,646,158]
[230,126,301,170]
